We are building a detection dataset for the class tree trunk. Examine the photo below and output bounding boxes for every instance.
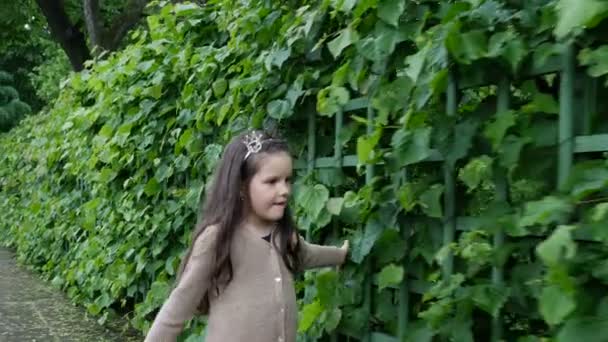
[37,0,205,70]
[104,0,149,51]
[35,0,90,71]
[83,0,103,55]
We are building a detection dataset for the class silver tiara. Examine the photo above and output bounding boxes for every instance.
[243,131,264,160]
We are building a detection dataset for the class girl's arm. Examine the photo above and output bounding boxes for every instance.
[144,226,217,342]
[298,235,348,270]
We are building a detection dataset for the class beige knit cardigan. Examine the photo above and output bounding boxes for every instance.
[144,224,347,342]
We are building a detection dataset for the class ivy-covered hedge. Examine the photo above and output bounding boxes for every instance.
[2,0,608,341]
[0,70,31,132]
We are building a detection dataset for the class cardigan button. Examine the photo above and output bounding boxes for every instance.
[275,277,281,283]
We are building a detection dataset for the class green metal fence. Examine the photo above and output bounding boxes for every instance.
[295,44,608,341]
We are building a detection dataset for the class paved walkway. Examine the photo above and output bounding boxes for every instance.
[0,247,141,341]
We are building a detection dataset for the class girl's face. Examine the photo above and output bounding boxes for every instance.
[245,151,293,226]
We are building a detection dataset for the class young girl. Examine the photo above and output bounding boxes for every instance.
[145,130,349,342]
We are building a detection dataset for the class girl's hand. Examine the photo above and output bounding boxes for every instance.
[341,239,349,255]
[340,239,349,266]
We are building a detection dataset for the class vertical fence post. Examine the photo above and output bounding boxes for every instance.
[330,108,343,342]
[442,70,457,280]
[398,174,410,340]
[583,76,597,136]
[558,45,575,190]
[491,77,510,342]
[362,103,375,342]
[302,107,317,342]
[335,109,343,164]
[307,109,316,241]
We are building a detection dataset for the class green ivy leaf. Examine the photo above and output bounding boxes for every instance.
[443,119,479,167]
[212,78,228,97]
[296,184,330,221]
[391,127,432,166]
[351,216,385,263]
[98,168,117,183]
[317,86,350,117]
[332,62,350,87]
[317,168,346,187]
[536,225,577,266]
[557,317,608,342]
[331,0,357,12]
[357,129,382,164]
[339,307,368,336]
[377,292,397,323]
[144,178,161,196]
[554,0,608,39]
[522,119,558,147]
[165,255,178,276]
[354,0,378,18]
[377,0,405,27]
[148,280,171,308]
[373,229,406,264]
[173,154,191,172]
[458,230,493,261]
[267,99,292,120]
[522,93,559,114]
[316,270,339,308]
[502,37,527,73]
[580,46,608,81]
[355,20,408,62]
[114,122,133,146]
[97,124,113,142]
[337,191,362,224]
[174,2,199,16]
[484,110,516,150]
[568,161,608,200]
[264,47,291,71]
[326,197,344,216]
[419,184,444,218]
[324,307,342,332]
[591,203,608,222]
[519,196,573,228]
[298,300,323,332]
[446,29,488,64]
[418,298,451,326]
[403,321,434,342]
[155,164,174,182]
[371,76,412,120]
[498,135,530,173]
[445,315,474,342]
[471,284,508,318]
[398,183,417,212]
[539,285,576,325]
[404,44,429,83]
[285,76,304,107]
[487,30,526,72]
[591,260,608,281]
[327,26,359,58]
[148,84,163,100]
[176,128,196,154]
[458,155,493,192]
[377,264,404,291]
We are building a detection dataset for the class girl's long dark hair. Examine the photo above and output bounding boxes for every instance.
[174,130,301,301]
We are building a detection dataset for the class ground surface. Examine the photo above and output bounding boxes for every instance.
[0,247,141,342]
